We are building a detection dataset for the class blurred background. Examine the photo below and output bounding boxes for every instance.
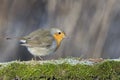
[0,0,120,62]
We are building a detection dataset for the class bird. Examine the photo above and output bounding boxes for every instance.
[20,28,66,60]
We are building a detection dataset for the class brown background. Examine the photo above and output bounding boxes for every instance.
[0,0,119,62]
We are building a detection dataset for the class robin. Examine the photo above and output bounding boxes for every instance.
[20,28,66,60]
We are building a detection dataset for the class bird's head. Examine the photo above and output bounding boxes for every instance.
[50,28,66,47]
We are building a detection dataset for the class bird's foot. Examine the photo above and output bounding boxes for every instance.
[38,56,43,60]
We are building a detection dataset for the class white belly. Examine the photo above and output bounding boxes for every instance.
[27,41,57,56]
[27,47,50,56]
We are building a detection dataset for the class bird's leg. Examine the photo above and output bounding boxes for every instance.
[31,56,37,61]
[38,56,43,60]
[31,58,34,61]
[34,56,37,61]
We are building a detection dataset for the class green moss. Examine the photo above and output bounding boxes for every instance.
[95,61,120,80]
[0,60,120,80]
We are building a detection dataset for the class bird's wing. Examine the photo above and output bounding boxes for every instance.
[23,28,54,48]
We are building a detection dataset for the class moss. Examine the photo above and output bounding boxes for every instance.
[95,61,120,80]
[0,60,120,80]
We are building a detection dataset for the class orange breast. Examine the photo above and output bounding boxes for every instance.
[53,32,65,48]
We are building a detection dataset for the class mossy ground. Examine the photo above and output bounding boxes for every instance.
[0,60,120,80]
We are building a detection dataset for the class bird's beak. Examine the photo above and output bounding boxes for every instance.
[63,33,67,39]
[63,35,66,39]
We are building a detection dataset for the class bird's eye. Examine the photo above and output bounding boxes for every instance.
[58,32,61,34]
